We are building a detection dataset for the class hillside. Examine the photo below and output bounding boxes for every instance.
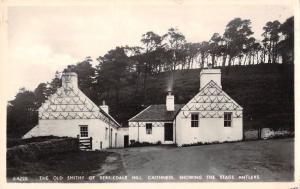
[115,63,294,130]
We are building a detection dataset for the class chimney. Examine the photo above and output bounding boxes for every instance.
[166,91,175,111]
[62,72,78,89]
[100,100,109,114]
[200,68,221,90]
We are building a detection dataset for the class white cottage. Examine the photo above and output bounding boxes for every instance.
[23,72,129,150]
[129,68,243,146]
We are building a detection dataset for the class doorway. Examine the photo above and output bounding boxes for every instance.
[109,128,113,148]
[164,123,173,141]
[124,135,129,147]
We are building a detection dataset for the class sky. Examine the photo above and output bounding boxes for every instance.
[6,0,294,101]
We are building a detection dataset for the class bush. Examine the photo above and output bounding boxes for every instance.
[7,136,66,148]
[129,141,161,147]
[7,137,79,165]
[181,140,241,147]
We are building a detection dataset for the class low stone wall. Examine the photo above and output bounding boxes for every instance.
[244,129,259,140]
[244,128,293,140]
[7,138,78,163]
[261,128,293,139]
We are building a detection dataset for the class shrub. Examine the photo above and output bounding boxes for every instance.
[129,141,161,147]
[7,137,79,165]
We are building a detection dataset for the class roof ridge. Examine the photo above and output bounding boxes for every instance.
[129,104,183,122]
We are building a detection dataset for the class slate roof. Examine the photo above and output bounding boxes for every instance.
[129,104,184,122]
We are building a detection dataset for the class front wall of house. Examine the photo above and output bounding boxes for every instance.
[176,111,243,146]
[129,122,174,144]
[23,119,121,150]
[116,127,129,148]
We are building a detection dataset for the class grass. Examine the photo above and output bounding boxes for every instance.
[116,63,294,130]
[7,151,112,182]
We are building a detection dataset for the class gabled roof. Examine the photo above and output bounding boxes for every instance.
[38,85,120,128]
[181,80,243,118]
[129,104,184,122]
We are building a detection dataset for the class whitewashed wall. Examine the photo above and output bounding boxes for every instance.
[175,111,243,146]
[128,122,175,144]
[116,127,129,148]
[23,119,121,150]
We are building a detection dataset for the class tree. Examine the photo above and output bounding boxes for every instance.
[47,71,62,95]
[139,31,163,101]
[96,47,131,105]
[262,20,281,63]
[223,18,254,66]
[7,88,38,138]
[208,33,222,67]
[34,83,49,107]
[243,37,255,65]
[64,56,97,101]
[183,43,200,69]
[278,16,294,63]
[162,28,186,70]
[197,41,210,68]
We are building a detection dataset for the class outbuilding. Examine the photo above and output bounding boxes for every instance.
[128,68,243,146]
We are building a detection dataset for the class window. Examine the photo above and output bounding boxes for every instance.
[191,113,199,127]
[80,125,88,137]
[146,123,152,134]
[224,112,232,127]
[105,127,108,139]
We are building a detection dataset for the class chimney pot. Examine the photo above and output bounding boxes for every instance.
[166,92,175,111]
[62,72,78,89]
[100,100,109,114]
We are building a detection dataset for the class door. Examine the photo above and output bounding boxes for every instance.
[164,123,173,141]
[124,135,129,147]
[115,133,117,147]
[109,128,113,148]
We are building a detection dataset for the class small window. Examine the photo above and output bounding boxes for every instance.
[80,125,88,137]
[146,123,152,134]
[224,112,232,127]
[191,113,199,127]
[105,127,108,139]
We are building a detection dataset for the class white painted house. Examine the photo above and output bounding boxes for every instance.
[129,68,243,146]
[23,72,129,150]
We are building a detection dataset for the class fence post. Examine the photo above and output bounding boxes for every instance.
[77,135,80,149]
[90,137,93,150]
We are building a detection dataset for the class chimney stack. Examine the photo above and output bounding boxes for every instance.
[166,90,175,111]
[200,68,221,90]
[100,100,109,114]
[62,72,78,89]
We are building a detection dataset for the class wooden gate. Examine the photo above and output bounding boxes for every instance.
[77,135,92,150]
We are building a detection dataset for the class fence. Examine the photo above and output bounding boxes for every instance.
[77,135,92,150]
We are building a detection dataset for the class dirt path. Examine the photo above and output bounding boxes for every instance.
[92,152,127,176]
[107,138,294,182]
